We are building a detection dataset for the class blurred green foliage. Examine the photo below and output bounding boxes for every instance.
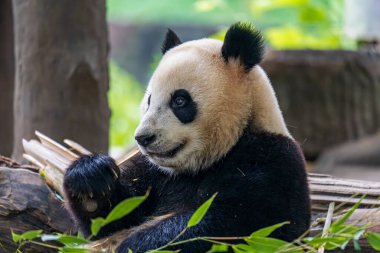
[250,0,356,49]
[108,62,144,149]
[107,0,356,50]
[106,0,251,25]
[107,0,356,149]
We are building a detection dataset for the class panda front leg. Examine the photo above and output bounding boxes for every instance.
[116,211,222,253]
[63,154,141,238]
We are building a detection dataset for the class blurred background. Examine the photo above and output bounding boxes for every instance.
[1,0,380,180]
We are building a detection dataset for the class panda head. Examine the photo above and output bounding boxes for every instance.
[135,22,290,174]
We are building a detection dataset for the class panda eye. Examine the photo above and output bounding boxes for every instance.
[170,89,197,124]
[173,96,186,108]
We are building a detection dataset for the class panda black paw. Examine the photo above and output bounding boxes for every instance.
[64,154,120,201]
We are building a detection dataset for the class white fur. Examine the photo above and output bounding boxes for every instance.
[135,38,291,174]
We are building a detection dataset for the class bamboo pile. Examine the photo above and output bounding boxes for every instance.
[22,131,138,196]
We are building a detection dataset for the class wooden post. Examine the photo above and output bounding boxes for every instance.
[0,0,14,157]
[12,0,110,160]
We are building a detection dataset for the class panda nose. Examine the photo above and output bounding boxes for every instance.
[135,134,156,147]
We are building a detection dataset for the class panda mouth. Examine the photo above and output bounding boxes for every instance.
[148,142,186,158]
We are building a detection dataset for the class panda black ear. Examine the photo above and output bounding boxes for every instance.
[221,22,264,72]
[161,29,182,54]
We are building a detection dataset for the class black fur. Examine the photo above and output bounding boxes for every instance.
[64,131,310,252]
[161,29,182,54]
[170,89,197,124]
[221,22,264,72]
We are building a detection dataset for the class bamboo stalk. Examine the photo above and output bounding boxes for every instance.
[318,202,335,253]
[64,139,92,155]
[41,164,64,195]
[35,131,79,160]
[23,153,45,169]
[116,147,140,166]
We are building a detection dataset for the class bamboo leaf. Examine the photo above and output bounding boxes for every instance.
[91,190,149,236]
[231,244,254,253]
[187,193,217,228]
[249,221,289,238]
[304,237,348,250]
[245,237,299,253]
[367,232,380,251]
[59,247,94,253]
[104,193,148,225]
[11,230,43,242]
[330,195,365,231]
[41,234,89,246]
[90,217,105,236]
[149,251,180,253]
[206,244,229,253]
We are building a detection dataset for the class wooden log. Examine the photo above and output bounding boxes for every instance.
[316,132,380,181]
[0,166,74,253]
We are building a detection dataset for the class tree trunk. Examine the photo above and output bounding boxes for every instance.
[261,50,380,160]
[0,0,14,157]
[12,0,110,160]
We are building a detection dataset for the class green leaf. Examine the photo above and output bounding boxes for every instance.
[187,193,217,228]
[128,249,133,253]
[231,244,254,253]
[59,247,94,253]
[11,230,43,242]
[76,231,85,240]
[340,240,350,250]
[331,195,365,231]
[206,244,229,253]
[246,236,303,252]
[299,6,326,23]
[41,234,89,246]
[367,232,380,251]
[105,194,149,224]
[91,190,149,236]
[91,217,106,236]
[149,251,180,253]
[249,221,289,238]
[245,237,290,253]
[304,237,348,250]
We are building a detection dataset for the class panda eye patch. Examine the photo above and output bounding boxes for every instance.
[170,89,197,124]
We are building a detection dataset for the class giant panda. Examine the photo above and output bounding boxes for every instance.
[63,22,311,253]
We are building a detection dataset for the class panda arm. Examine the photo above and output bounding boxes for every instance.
[116,204,230,253]
[63,153,159,238]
